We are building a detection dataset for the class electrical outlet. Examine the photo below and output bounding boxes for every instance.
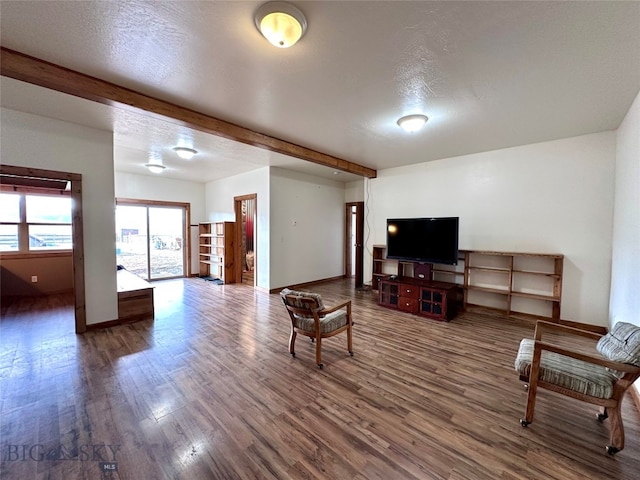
[31,276,38,283]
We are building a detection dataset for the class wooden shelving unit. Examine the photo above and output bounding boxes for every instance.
[371,245,564,321]
[199,221,235,284]
[371,245,387,290]
[462,250,563,320]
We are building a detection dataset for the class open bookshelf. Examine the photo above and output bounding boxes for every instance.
[462,250,563,320]
[199,221,235,283]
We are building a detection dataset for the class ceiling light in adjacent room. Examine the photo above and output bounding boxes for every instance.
[145,160,166,174]
[397,114,428,133]
[173,147,198,160]
[255,2,307,48]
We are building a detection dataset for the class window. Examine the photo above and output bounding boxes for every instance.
[0,194,20,251]
[0,192,72,252]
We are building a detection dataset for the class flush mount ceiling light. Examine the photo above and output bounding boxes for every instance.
[255,1,307,48]
[397,114,429,133]
[173,147,198,160]
[144,160,166,174]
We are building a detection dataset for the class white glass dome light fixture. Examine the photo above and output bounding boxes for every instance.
[145,158,166,174]
[173,147,198,160]
[397,114,429,133]
[255,1,307,48]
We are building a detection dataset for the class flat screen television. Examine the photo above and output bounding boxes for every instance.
[386,217,459,265]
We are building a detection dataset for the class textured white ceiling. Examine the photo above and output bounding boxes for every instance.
[1,1,639,183]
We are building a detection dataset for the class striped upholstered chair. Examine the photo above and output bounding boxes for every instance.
[280,288,353,369]
[515,320,640,455]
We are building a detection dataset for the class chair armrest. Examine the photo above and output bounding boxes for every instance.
[320,300,351,315]
[534,320,603,342]
[534,341,640,374]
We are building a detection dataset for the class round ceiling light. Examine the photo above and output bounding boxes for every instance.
[255,2,307,48]
[173,147,198,160]
[144,162,166,174]
[397,114,428,133]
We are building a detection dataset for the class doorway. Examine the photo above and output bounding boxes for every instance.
[115,199,190,280]
[345,202,364,288]
[0,164,86,333]
[234,194,257,286]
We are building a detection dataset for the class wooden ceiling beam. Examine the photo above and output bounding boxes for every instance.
[0,47,377,179]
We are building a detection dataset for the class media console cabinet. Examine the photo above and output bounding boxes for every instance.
[378,276,458,321]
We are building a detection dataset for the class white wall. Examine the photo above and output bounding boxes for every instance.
[345,179,365,203]
[610,90,640,329]
[366,132,616,326]
[205,167,270,288]
[270,168,346,290]
[611,89,640,401]
[1,108,117,325]
[115,171,206,274]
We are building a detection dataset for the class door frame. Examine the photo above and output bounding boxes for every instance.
[345,201,364,288]
[234,194,257,286]
[0,164,86,333]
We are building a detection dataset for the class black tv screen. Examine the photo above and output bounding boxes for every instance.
[386,217,459,265]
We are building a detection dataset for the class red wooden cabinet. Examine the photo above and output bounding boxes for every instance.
[379,277,457,321]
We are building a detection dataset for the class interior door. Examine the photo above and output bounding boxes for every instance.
[345,202,364,288]
[234,194,257,286]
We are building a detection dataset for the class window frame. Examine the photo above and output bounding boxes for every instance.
[0,188,72,254]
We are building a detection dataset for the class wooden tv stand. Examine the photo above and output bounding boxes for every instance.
[378,276,458,321]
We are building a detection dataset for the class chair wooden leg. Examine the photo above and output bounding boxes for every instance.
[347,322,353,356]
[521,381,538,427]
[315,336,323,368]
[522,363,541,426]
[597,406,608,422]
[607,404,624,453]
[289,330,297,357]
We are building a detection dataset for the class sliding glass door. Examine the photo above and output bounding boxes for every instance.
[115,205,147,277]
[116,202,187,280]
[148,206,184,278]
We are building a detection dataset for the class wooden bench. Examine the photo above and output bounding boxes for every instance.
[117,269,154,322]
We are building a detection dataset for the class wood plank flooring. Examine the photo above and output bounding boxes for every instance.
[1,278,639,479]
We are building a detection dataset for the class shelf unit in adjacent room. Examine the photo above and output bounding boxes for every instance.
[199,221,235,284]
[462,250,563,321]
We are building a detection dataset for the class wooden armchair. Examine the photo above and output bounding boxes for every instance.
[280,288,353,369]
[515,320,640,455]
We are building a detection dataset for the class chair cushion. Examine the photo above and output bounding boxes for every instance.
[596,322,640,367]
[280,288,324,318]
[293,310,348,334]
[515,338,620,399]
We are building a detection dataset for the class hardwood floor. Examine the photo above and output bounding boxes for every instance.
[1,278,639,480]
